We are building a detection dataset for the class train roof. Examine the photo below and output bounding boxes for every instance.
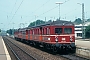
[28,20,74,28]
[18,20,74,31]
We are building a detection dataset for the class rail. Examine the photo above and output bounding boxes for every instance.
[3,37,37,60]
[60,54,90,60]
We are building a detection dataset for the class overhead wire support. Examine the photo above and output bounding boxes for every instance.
[37,0,70,18]
[11,0,24,21]
[27,0,51,16]
[29,5,58,21]
[38,6,58,17]
[10,0,17,16]
[26,0,70,21]
[82,3,85,39]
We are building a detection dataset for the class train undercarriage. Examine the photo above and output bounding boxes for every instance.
[15,37,76,54]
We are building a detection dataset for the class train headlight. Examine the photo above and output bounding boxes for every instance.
[55,36,58,42]
[55,38,58,42]
[48,38,50,40]
[62,38,65,40]
[70,36,72,42]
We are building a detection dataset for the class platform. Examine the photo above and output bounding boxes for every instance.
[75,39,90,58]
[75,39,90,49]
[0,36,11,60]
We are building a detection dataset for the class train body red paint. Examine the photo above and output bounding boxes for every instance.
[14,20,76,53]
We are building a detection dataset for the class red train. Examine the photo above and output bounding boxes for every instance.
[14,20,76,53]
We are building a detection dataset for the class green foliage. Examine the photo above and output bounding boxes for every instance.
[87,18,90,22]
[0,29,1,32]
[47,20,52,23]
[36,20,45,25]
[74,18,82,24]
[28,22,35,27]
[7,29,16,35]
[7,29,12,35]
[85,25,90,38]
[28,20,45,27]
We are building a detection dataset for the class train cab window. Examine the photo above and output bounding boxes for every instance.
[64,28,72,34]
[55,28,62,34]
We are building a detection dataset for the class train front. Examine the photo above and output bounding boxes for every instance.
[51,21,76,53]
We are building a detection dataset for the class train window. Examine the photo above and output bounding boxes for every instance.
[64,28,72,34]
[38,29,39,34]
[45,28,47,34]
[35,29,36,34]
[47,28,50,35]
[22,31,25,34]
[31,30,33,34]
[55,28,62,34]
[28,30,30,34]
[42,28,44,35]
[26,30,28,35]
[36,29,37,34]
[33,30,34,35]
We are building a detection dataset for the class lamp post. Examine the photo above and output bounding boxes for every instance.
[56,2,63,20]
[77,3,85,39]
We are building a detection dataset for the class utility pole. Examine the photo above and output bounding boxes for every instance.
[77,3,85,39]
[82,3,85,39]
[45,17,46,23]
[56,2,63,20]
[35,15,37,26]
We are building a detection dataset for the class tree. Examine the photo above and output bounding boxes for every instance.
[47,20,52,23]
[74,18,82,24]
[0,29,1,32]
[87,18,90,22]
[28,20,45,27]
[85,25,90,38]
[7,29,15,35]
[28,22,35,27]
[36,20,45,25]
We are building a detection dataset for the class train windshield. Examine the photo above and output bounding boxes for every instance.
[55,28,62,34]
[64,28,72,34]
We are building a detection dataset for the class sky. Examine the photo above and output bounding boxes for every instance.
[0,0,90,30]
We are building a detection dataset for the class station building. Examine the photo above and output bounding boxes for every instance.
[75,22,90,38]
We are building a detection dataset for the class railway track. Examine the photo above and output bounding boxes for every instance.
[3,36,67,60]
[60,54,90,60]
[3,36,90,60]
[3,36,37,60]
